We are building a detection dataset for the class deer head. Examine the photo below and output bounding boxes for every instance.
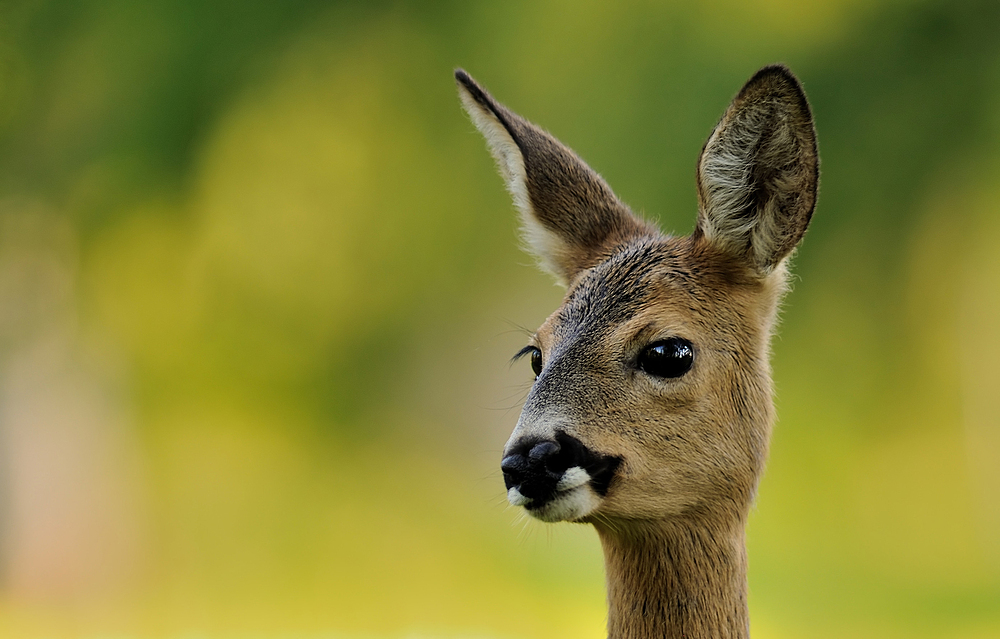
[457,66,817,531]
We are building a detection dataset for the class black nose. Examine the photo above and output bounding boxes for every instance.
[501,432,623,508]
[501,440,557,489]
[501,433,593,503]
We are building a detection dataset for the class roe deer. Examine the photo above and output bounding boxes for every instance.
[456,65,818,639]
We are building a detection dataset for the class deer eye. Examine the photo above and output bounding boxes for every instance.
[637,338,694,379]
[513,345,544,379]
[530,348,543,378]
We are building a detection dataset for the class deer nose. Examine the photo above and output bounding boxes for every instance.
[501,432,623,511]
[501,440,561,490]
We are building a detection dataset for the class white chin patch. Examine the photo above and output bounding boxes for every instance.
[515,466,601,523]
[527,486,600,522]
[507,487,531,507]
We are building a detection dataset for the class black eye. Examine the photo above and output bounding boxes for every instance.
[530,348,543,378]
[637,338,694,379]
[513,345,544,379]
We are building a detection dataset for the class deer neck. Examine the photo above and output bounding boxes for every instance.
[595,516,749,639]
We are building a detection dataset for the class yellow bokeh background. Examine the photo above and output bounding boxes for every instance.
[0,1,997,637]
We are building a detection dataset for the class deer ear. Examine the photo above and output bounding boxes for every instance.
[455,69,656,284]
[695,65,818,276]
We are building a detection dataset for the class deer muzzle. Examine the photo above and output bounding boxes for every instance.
[501,431,621,522]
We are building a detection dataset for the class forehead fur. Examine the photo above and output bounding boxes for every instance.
[552,236,762,341]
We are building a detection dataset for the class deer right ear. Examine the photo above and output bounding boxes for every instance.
[455,69,655,284]
[695,65,819,276]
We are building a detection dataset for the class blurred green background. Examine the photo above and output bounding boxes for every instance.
[0,0,997,637]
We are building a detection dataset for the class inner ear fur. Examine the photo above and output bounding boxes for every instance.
[455,69,657,284]
[695,65,819,276]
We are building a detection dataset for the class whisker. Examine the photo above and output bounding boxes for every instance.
[497,319,535,339]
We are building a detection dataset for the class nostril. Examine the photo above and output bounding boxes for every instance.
[500,454,528,489]
[528,441,559,461]
[502,439,564,494]
[501,454,527,474]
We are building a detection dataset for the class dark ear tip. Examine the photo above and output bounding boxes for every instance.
[740,63,812,118]
[743,64,804,94]
[454,68,494,109]
[752,63,796,81]
[454,68,480,94]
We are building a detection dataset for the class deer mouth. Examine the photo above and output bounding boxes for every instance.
[501,432,621,522]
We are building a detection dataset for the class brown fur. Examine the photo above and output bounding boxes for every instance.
[456,65,818,639]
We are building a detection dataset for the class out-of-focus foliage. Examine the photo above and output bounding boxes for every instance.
[0,1,997,637]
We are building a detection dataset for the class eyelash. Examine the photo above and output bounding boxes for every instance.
[513,345,544,378]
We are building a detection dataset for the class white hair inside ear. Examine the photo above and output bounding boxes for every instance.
[695,66,818,277]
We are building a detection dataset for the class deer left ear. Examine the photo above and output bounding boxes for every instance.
[695,65,819,276]
[455,69,656,284]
